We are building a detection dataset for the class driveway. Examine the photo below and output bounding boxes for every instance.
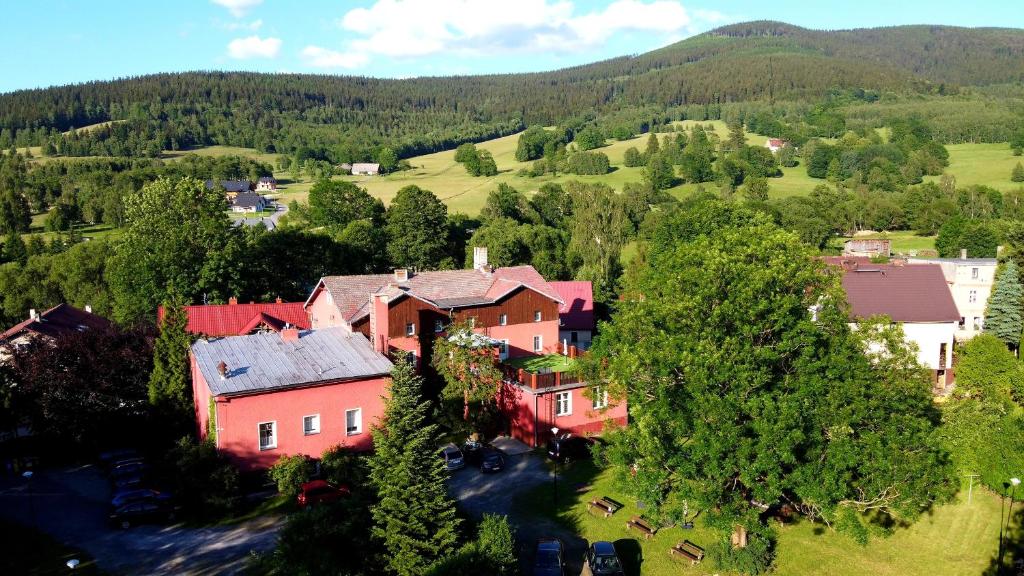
[446,445,589,574]
[0,466,280,575]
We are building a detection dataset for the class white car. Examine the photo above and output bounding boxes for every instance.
[439,443,465,471]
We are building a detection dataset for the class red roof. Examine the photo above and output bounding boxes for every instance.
[165,302,310,336]
[0,303,111,343]
[549,281,595,330]
[840,264,959,323]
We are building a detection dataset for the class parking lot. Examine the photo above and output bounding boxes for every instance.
[0,465,279,575]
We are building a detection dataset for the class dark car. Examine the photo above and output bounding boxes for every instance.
[479,447,505,473]
[297,480,350,508]
[582,541,624,576]
[547,433,593,463]
[99,448,140,470]
[109,460,147,479]
[462,440,486,465]
[110,488,172,509]
[109,499,179,529]
[532,538,565,576]
[439,443,465,471]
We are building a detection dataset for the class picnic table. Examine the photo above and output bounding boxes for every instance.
[669,540,705,565]
[587,496,621,518]
[626,515,657,539]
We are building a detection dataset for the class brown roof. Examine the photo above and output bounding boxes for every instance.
[840,264,959,323]
[308,266,562,324]
[0,303,111,343]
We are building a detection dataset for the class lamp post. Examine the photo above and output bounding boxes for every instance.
[22,470,34,528]
[551,427,559,508]
[999,477,1021,575]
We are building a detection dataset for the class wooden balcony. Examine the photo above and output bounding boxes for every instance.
[502,351,584,390]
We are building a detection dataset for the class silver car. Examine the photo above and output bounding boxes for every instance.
[439,443,465,471]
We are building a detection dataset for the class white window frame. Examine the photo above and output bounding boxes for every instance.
[405,322,415,336]
[969,290,977,303]
[533,335,542,353]
[973,316,982,331]
[346,408,363,436]
[972,267,979,280]
[592,386,608,410]
[499,313,507,326]
[555,391,572,416]
[258,421,277,451]
[303,414,320,436]
[434,319,444,333]
[534,310,542,322]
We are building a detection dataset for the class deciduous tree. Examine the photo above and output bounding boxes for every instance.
[385,185,449,270]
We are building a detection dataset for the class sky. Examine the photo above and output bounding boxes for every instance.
[1,0,1022,93]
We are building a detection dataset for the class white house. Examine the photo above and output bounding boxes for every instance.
[351,163,380,176]
[840,262,959,393]
[907,251,997,341]
[764,138,787,153]
[231,192,268,213]
[255,177,277,192]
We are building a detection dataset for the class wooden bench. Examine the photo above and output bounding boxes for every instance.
[587,497,620,517]
[626,515,657,539]
[669,540,705,565]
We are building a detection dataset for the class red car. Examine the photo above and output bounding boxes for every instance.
[297,480,350,508]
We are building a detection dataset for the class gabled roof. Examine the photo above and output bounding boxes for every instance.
[191,327,393,396]
[164,302,310,336]
[840,264,959,323]
[204,180,252,193]
[232,193,266,208]
[257,176,276,183]
[308,266,563,324]
[0,303,111,343]
[549,281,595,331]
[351,162,379,173]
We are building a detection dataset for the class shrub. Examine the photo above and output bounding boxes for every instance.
[164,437,241,517]
[566,151,610,175]
[320,445,369,490]
[623,147,643,167]
[707,531,775,575]
[269,454,315,497]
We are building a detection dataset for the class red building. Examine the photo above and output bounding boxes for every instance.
[162,298,310,337]
[190,327,393,471]
[550,281,595,350]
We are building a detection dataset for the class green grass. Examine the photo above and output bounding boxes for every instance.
[0,519,104,575]
[924,143,1024,193]
[832,231,937,255]
[505,354,576,373]
[516,462,1009,576]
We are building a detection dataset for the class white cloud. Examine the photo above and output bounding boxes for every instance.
[212,0,263,18]
[301,46,370,70]
[323,0,724,68]
[227,35,281,59]
[224,19,263,31]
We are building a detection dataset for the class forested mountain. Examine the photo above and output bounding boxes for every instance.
[0,21,1022,160]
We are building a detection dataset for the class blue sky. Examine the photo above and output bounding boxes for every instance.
[1,0,1022,93]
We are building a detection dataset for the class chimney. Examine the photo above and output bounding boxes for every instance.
[281,327,300,342]
[393,268,409,283]
[217,361,228,380]
[228,296,238,306]
[960,248,967,259]
[85,304,93,314]
[369,293,390,354]
[473,246,488,271]
[275,296,282,304]
[28,309,38,321]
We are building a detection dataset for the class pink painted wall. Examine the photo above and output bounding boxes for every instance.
[481,320,559,359]
[307,287,347,329]
[192,357,389,471]
[502,382,628,447]
[192,354,213,441]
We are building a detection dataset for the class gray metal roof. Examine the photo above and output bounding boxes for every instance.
[910,258,998,265]
[192,327,393,396]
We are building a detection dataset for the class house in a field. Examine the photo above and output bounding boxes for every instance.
[231,192,268,213]
[304,247,626,447]
[764,138,788,153]
[350,163,380,176]
[204,179,253,200]
[190,327,393,471]
[162,298,310,337]
[843,238,891,258]
[839,261,959,392]
[550,281,595,351]
[908,251,997,341]
[255,177,276,192]
[0,303,111,361]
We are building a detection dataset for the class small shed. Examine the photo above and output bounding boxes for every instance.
[351,163,380,176]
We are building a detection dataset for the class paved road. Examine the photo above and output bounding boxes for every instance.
[447,450,589,574]
[0,465,280,575]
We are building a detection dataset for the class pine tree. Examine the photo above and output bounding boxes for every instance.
[1012,162,1024,183]
[644,132,660,160]
[2,231,27,265]
[369,359,460,576]
[148,297,194,424]
[985,261,1024,350]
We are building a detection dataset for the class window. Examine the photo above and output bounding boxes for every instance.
[434,319,445,333]
[973,316,982,331]
[969,290,977,303]
[570,331,579,343]
[592,386,608,410]
[972,267,979,280]
[258,421,277,451]
[534,310,542,322]
[533,335,542,353]
[499,340,509,360]
[346,408,362,436]
[405,322,415,336]
[499,313,507,326]
[555,391,572,416]
[468,317,476,328]
[303,414,320,436]
[958,317,965,329]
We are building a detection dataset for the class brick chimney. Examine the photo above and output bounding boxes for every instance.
[281,327,300,342]
[960,248,967,259]
[473,246,489,271]
[369,293,390,354]
[394,268,409,282]
[228,296,238,306]
[217,360,228,380]
[275,296,282,304]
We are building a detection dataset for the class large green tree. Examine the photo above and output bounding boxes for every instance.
[369,360,460,576]
[307,179,384,229]
[587,201,954,563]
[148,297,194,428]
[385,185,449,270]
[985,261,1024,350]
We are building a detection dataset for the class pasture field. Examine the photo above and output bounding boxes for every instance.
[832,231,938,255]
[925,142,1024,193]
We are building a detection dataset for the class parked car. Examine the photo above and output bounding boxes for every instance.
[461,439,486,465]
[582,541,624,576]
[297,480,350,508]
[479,447,505,473]
[546,433,593,463]
[109,499,179,529]
[99,448,139,470]
[532,538,565,576]
[110,488,172,509]
[439,443,465,471]
[109,460,146,478]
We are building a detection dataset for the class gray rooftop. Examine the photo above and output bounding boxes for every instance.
[909,258,998,265]
[192,327,393,396]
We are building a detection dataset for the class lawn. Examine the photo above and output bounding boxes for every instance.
[832,231,938,255]
[925,142,1024,193]
[505,354,576,373]
[516,461,1011,576]
[0,519,104,575]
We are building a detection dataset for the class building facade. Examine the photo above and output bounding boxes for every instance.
[550,281,595,350]
[907,254,997,340]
